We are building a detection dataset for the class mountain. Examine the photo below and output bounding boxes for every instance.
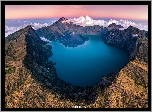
[35,17,103,47]
[102,25,148,63]
[107,23,124,30]
[36,16,148,63]
[5,25,99,108]
[5,25,59,107]
[5,17,148,108]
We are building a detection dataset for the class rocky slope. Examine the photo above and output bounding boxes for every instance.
[36,17,103,47]
[101,24,148,63]
[5,25,58,107]
[36,18,148,63]
[5,25,99,108]
[36,17,103,39]
[5,17,148,108]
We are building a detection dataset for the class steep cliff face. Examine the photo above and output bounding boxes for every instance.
[101,25,148,63]
[5,25,59,108]
[5,25,51,60]
[5,25,54,72]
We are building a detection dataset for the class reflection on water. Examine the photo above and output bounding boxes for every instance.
[48,35,129,87]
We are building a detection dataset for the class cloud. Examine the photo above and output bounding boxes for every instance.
[5,25,27,37]
[5,16,148,37]
[5,22,51,37]
[29,22,50,30]
[67,16,148,31]
[40,36,51,42]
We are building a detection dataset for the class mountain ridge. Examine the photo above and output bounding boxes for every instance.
[36,17,148,63]
[5,17,148,108]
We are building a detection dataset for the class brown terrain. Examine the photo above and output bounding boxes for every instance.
[5,18,148,108]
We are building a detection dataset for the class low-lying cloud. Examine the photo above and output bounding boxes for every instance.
[5,16,148,37]
[5,23,51,37]
[67,16,148,31]
[30,22,50,30]
[40,36,51,42]
[5,25,27,37]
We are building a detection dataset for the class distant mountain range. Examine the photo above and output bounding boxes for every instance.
[5,17,148,108]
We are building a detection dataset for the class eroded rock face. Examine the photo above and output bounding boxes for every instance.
[107,23,123,30]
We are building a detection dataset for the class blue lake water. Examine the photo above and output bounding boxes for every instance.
[48,35,129,87]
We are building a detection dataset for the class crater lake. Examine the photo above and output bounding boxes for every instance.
[48,35,129,87]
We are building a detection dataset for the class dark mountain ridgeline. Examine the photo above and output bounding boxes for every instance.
[5,25,99,108]
[36,17,148,63]
[5,17,148,108]
[36,17,103,47]
[102,25,148,63]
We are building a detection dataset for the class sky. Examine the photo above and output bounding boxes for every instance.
[5,5,148,20]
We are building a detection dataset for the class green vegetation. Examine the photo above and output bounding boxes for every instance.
[5,66,16,75]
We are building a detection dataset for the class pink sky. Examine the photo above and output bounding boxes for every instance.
[5,5,148,20]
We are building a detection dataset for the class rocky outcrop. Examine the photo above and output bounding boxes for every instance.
[107,23,123,30]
